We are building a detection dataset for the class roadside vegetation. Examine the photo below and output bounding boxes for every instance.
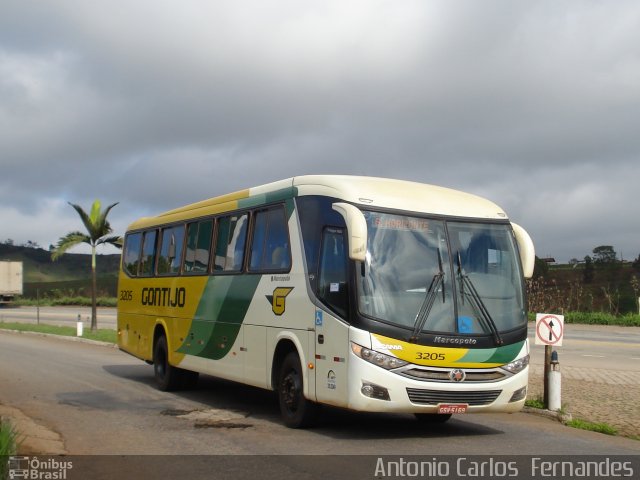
[0,322,117,343]
[0,418,19,471]
[524,397,545,409]
[565,418,618,436]
[524,397,629,439]
[14,296,117,308]
[527,246,640,324]
[526,311,640,326]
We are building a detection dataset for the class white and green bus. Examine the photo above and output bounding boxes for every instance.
[117,175,535,427]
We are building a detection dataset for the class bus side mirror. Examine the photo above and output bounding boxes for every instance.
[511,223,535,279]
[332,202,367,262]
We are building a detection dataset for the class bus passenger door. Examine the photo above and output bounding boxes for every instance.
[314,228,350,406]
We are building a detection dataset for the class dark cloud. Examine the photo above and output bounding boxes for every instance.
[1,0,639,261]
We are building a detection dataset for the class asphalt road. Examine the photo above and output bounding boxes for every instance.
[0,329,638,480]
[527,322,640,371]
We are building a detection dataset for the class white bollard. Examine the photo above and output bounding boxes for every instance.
[548,371,561,410]
[76,314,83,337]
[548,351,561,411]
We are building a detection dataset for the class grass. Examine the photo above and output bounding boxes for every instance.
[0,322,117,343]
[525,397,545,409]
[0,419,19,475]
[564,311,640,326]
[524,397,640,440]
[526,396,624,438]
[15,296,117,307]
[566,418,618,436]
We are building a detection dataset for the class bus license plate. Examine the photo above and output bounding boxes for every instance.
[437,404,468,414]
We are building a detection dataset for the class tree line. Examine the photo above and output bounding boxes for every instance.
[529,245,640,315]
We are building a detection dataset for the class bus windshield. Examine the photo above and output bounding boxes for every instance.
[357,211,526,337]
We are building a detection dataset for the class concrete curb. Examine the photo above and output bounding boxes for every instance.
[0,404,67,455]
[523,406,573,424]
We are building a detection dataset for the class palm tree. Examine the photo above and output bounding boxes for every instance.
[52,200,121,332]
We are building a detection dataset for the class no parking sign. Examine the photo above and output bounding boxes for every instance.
[535,313,564,346]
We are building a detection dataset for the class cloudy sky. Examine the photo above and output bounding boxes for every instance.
[1,0,639,262]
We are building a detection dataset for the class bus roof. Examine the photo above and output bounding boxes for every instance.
[126,175,508,231]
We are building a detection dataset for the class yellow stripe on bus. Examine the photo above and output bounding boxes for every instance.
[371,333,504,368]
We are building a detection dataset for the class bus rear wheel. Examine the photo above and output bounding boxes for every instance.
[278,352,317,428]
[153,335,198,391]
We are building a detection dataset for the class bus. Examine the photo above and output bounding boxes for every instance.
[117,175,535,428]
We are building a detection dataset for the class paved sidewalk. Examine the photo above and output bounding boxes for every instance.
[528,364,640,439]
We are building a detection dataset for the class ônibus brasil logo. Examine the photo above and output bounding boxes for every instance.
[7,456,73,479]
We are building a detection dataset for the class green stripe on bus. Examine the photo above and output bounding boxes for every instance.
[178,275,261,360]
[237,187,297,211]
[484,341,525,364]
[457,341,524,365]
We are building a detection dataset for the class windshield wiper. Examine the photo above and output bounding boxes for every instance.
[409,249,445,342]
[456,252,503,346]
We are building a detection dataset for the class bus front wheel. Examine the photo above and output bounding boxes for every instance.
[278,352,317,428]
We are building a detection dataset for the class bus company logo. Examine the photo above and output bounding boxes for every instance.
[266,287,294,316]
[449,369,466,382]
[141,287,186,308]
[8,456,73,479]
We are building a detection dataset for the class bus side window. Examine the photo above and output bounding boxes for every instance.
[123,232,142,276]
[214,213,248,272]
[318,228,348,318]
[184,219,213,273]
[139,230,158,277]
[157,225,185,275]
[249,206,291,272]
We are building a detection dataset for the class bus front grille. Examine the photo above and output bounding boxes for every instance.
[400,368,506,383]
[406,388,502,406]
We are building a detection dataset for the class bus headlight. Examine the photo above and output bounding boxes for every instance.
[501,355,529,374]
[351,342,408,370]
[361,382,391,401]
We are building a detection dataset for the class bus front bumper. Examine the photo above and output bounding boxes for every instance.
[346,354,529,415]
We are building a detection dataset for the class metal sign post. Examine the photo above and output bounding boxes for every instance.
[535,313,564,409]
[543,345,552,407]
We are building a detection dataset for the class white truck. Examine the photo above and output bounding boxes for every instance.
[0,261,23,304]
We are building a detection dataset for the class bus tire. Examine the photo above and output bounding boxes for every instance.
[153,334,183,392]
[414,413,452,423]
[278,352,317,428]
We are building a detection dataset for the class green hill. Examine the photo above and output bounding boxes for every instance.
[0,244,120,298]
